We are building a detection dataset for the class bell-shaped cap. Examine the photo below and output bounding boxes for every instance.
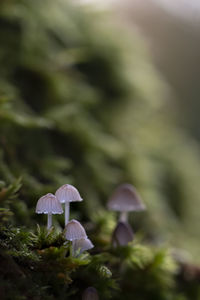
[107,183,146,212]
[73,238,94,254]
[82,287,99,300]
[64,219,87,241]
[112,221,134,247]
[36,193,63,214]
[55,184,83,204]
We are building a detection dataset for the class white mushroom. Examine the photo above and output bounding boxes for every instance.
[64,219,87,241]
[112,221,134,247]
[36,193,63,229]
[63,219,93,256]
[107,183,146,222]
[55,184,82,225]
[73,238,94,254]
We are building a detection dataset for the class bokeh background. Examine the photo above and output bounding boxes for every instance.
[0,0,200,299]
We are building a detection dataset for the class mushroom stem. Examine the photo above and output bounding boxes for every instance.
[47,213,52,229]
[119,211,128,222]
[71,240,75,257]
[65,202,70,225]
[68,241,75,257]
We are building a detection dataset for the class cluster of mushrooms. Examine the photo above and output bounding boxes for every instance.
[36,183,146,255]
[107,183,146,247]
[36,183,145,299]
[36,184,94,256]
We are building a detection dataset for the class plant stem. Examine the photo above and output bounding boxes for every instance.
[47,213,52,229]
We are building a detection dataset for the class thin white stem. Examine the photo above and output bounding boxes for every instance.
[65,202,70,225]
[119,211,128,222]
[71,240,75,257]
[47,213,52,229]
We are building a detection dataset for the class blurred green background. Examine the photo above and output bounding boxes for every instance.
[0,0,200,298]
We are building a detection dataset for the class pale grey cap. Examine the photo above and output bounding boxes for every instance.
[64,219,87,241]
[107,183,146,212]
[55,184,83,204]
[36,193,63,214]
[73,238,94,254]
[82,287,99,300]
[112,221,134,247]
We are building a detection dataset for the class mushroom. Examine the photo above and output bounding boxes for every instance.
[64,219,87,241]
[55,184,82,225]
[112,221,134,247]
[73,238,94,255]
[107,183,146,222]
[82,287,99,300]
[63,219,91,256]
[36,193,63,229]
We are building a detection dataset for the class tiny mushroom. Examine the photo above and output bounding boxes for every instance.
[36,193,63,229]
[64,219,91,256]
[64,219,87,241]
[55,184,83,225]
[107,183,146,222]
[73,238,94,255]
[82,287,99,300]
[112,221,134,247]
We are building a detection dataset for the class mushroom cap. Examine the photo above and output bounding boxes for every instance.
[64,219,87,241]
[82,287,99,300]
[55,184,83,203]
[36,193,63,214]
[73,238,94,254]
[112,221,134,247]
[107,183,146,212]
